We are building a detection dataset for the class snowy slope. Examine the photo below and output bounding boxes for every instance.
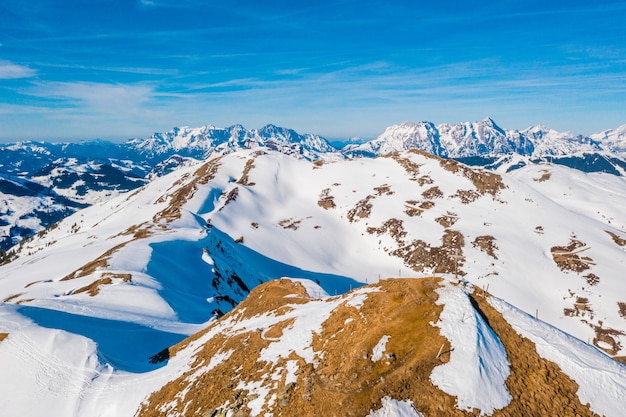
[0,148,625,416]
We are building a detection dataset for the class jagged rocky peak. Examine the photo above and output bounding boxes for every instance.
[126,123,337,160]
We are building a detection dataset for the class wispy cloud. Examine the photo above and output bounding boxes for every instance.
[0,61,36,79]
[29,81,155,113]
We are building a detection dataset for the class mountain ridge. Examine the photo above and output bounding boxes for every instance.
[1,148,625,416]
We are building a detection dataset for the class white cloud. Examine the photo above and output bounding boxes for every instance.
[0,61,36,79]
[30,81,155,113]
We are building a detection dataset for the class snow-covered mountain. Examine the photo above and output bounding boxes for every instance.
[0,125,338,248]
[126,123,338,161]
[0,149,625,416]
[343,117,626,160]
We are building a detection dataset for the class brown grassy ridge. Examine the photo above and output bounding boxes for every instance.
[136,278,605,417]
[137,278,464,417]
[0,333,7,342]
[471,291,599,417]
[153,157,222,223]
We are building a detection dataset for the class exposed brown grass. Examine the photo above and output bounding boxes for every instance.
[452,189,481,204]
[437,157,507,197]
[60,242,128,281]
[591,323,624,356]
[618,302,626,319]
[391,153,422,181]
[366,218,407,244]
[471,292,599,417]
[278,218,302,230]
[154,158,221,222]
[3,293,23,303]
[138,278,464,417]
[0,333,8,342]
[435,212,458,228]
[472,235,499,259]
[422,186,443,199]
[583,273,600,286]
[72,277,113,296]
[71,273,132,297]
[606,230,626,247]
[534,170,552,182]
[551,239,595,273]
[347,195,374,222]
[237,158,256,186]
[137,278,603,417]
[392,230,465,275]
[404,201,424,217]
[318,188,336,209]
[373,184,394,196]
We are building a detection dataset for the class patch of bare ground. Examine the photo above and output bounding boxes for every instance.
[472,235,499,259]
[534,225,544,235]
[0,333,8,342]
[347,195,375,222]
[590,323,624,356]
[418,175,434,186]
[403,201,423,217]
[564,297,594,318]
[392,230,465,275]
[373,184,394,196]
[237,158,256,186]
[435,212,458,228]
[619,302,626,319]
[451,189,481,204]
[471,292,599,417]
[219,186,239,211]
[606,230,626,247]
[390,153,422,181]
[551,239,595,273]
[419,200,435,210]
[278,218,302,230]
[71,273,132,297]
[596,328,626,356]
[3,293,23,303]
[534,170,552,182]
[437,157,507,197]
[72,277,113,296]
[60,242,128,281]
[154,158,221,222]
[366,218,407,244]
[317,188,336,209]
[583,273,600,286]
[312,160,325,169]
[422,186,443,199]
[115,222,154,239]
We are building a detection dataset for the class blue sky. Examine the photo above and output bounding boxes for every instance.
[1,0,625,142]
